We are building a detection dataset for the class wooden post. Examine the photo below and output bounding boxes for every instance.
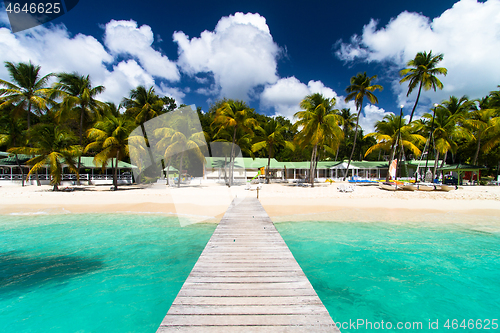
[257,187,259,199]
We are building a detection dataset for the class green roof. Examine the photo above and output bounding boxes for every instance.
[406,160,445,167]
[0,153,136,169]
[205,157,391,170]
[438,163,485,172]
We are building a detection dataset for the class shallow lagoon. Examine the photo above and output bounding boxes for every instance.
[276,221,500,332]
[2,214,499,332]
[0,214,215,333]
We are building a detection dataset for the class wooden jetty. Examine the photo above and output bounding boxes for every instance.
[157,197,339,332]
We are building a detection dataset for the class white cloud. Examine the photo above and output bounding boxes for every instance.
[261,76,393,133]
[0,19,183,106]
[173,12,280,101]
[336,0,500,114]
[103,20,179,82]
[359,105,394,134]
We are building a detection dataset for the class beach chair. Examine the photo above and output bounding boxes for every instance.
[337,184,346,192]
[345,184,355,192]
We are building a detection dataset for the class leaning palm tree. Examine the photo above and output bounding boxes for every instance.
[251,118,295,183]
[85,114,134,190]
[336,108,358,160]
[122,86,164,178]
[155,116,207,188]
[211,100,258,186]
[294,93,343,186]
[344,72,383,180]
[364,114,426,181]
[465,97,499,164]
[0,61,54,129]
[53,73,105,184]
[9,123,81,191]
[0,108,27,186]
[400,51,448,123]
[422,105,473,178]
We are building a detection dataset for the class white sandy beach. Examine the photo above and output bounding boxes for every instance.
[1,182,499,226]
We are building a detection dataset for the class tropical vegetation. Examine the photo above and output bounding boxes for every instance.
[1,53,500,190]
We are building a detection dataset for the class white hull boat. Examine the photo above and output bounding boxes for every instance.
[435,184,455,192]
[379,182,399,191]
[401,183,418,191]
[417,183,435,191]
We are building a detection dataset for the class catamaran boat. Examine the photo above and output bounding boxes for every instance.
[416,183,435,191]
[434,184,456,192]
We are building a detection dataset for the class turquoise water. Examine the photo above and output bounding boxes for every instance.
[276,221,500,333]
[0,214,215,333]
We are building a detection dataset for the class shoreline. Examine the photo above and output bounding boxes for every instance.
[1,182,499,226]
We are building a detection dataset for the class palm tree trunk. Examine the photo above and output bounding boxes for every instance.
[76,108,85,186]
[166,159,171,186]
[14,154,25,187]
[178,152,184,188]
[266,145,274,184]
[408,81,423,124]
[473,135,481,165]
[432,150,440,180]
[344,106,362,181]
[310,144,317,186]
[229,126,237,187]
[140,123,158,181]
[26,101,41,186]
[266,148,272,184]
[114,151,119,190]
[27,100,32,130]
[334,146,339,161]
[441,151,448,168]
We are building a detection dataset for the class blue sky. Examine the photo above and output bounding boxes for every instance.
[1,0,499,132]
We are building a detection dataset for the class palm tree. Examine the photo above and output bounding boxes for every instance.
[422,104,473,178]
[212,100,258,186]
[435,95,475,165]
[294,93,343,186]
[465,97,499,164]
[440,95,475,116]
[399,51,448,123]
[9,123,81,191]
[337,108,358,160]
[364,114,426,181]
[122,86,164,179]
[155,114,207,188]
[344,72,383,180]
[0,108,27,186]
[0,61,53,129]
[251,118,295,183]
[53,73,105,184]
[85,115,134,190]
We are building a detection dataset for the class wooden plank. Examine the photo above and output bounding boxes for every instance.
[160,314,335,326]
[156,197,339,332]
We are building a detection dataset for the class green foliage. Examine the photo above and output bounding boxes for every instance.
[399,51,447,123]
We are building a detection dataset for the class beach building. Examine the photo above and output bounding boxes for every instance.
[203,157,391,182]
[0,153,136,186]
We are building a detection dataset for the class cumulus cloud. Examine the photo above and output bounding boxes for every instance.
[104,20,179,82]
[261,76,393,133]
[336,0,500,117]
[173,12,280,101]
[358,105,394,134]
[0,19,182,105]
